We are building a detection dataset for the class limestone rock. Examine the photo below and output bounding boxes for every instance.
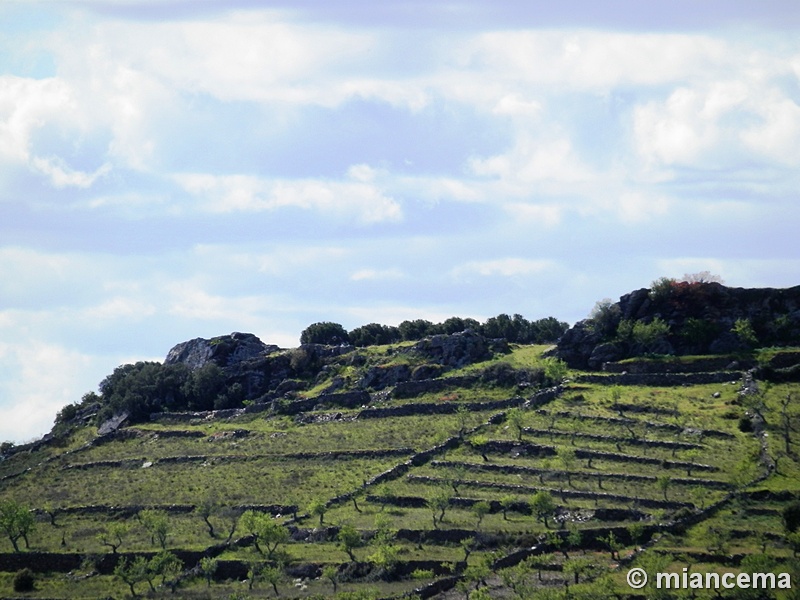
[164,332,277,371]
[554,283,800,370]
[408,330,498,368]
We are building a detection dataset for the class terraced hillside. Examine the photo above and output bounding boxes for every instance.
[1,332,800,598]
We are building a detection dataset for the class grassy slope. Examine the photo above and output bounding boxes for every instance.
[0,344,798,599]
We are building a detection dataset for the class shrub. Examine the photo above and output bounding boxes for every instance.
[732,318,759,348]
[649,276,677,301]
[13,568,35,592]
[632,318,670,346]
[300,322,350,345]
[587,299,621,340]
[411,568,434,580]
[782,501,800,533]
[738,415,753,433]
[680,317,721,349]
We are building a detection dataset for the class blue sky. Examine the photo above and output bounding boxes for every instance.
[1,0,799,443]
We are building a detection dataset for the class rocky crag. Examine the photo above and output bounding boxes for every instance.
[552,282,800,369]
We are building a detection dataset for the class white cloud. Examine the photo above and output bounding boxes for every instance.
[0,340,96,443]
[461,31,730,90]
[350,268,404,282]
[452,257,556,278]
[503,202,563,227]
[634,79,800,170]
[173,171,402,224]
[492,94,542,117]
[740,90,800,165]
[0,76,71,163]
[31,156,111,188]
[191,243,350,277]
[470,135,592,185]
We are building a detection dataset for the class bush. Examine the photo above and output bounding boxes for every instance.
[300,322,350,345]
[588,299,621,340]
[732,318,759,348]
[13,568,35,592]
[616,318,670,350]
[680,317,721,350]
[738,415,753,433]
[649,277,676,301]
[632,318,670,346]
[782,501,800,533]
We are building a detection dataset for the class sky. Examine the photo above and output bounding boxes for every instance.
[1,0,799,443]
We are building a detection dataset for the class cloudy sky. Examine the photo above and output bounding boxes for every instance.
[1,0,799,443]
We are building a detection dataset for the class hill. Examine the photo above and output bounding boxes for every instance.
[1,283,800,599]
[553,280,800,369]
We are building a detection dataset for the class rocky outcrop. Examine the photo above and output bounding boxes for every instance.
[164,332,278,370]
[407,330,506,368]
[553,283,800,369]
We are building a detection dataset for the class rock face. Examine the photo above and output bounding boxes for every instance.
[553,283,800,369]
[164,332,278,370]
[407,329,506,368]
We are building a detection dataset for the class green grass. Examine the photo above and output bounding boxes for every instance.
[2,341,799,599]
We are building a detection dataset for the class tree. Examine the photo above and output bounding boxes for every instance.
[530,491,556,529]
[239,510,289,559]
[530,317,570,344]
[526,552,555,582]
[98,361,193,423]
[427,489,452,528]
[563,556,598,584]
[262,565,282,596]
[183,363,226,411]
[337,524,363,561]
[299,321,350,345]
[368,542,399,574]
[398,319,434,341]
[322,564,339,594]
[461,536,476,562]
[348,323,399,346]
[455,405,471,438]
[247,561,264,591]
[114,555,149,597]
[149,551,182,591]
[0,500,35,552]
[656,475,672,501]
[199,556,218,587]
[566,524,582,552]
[507,407,525,441]
[221,506,242,543]
[139,509,170,549]
[41,502,59,528]
[681,271,724,284]
[598,531,622,560]
[588,299,621,340]
[732,318,758,348]
[627,522,645,546]
[98,522,130,554]
[373,513,395,545]
[472,501,490,529]
[500,495,516,521]
[449,464,467,495]
[196,496,219,538]
[308,499,327,526]
[557,447,577,486]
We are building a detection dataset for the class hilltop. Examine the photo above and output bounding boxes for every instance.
[1,281,799,599]
[553,280,800,369]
